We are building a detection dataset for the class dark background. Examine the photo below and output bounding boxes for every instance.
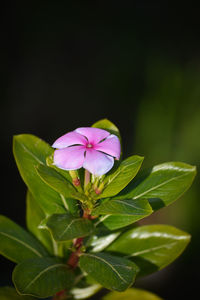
[1,2,200,299]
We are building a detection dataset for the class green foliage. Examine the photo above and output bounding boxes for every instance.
[0,215,48,263]
[36,164,86,203]
[0,287,35,300]
[93,198,152,216]
[107,224,190,276]
[0,119,196,299]
[93,198,152,230]
[95,156,144,199]
[102,288,163,300]
[79,252,139,292]
[26,191,54,255]
[44,213,95,241]
[89,231,121,253]
[13,257,74,298]
[13,134,66,216]
[71,284,102,299]
[117,162,196,209]
[102,214,147,231]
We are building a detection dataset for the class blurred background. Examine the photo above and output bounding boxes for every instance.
[1,2,199,299]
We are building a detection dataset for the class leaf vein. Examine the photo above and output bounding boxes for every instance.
[133,172,190,200]
[83,254,128,284]
[0,232,42,257]
[24,263,67,291]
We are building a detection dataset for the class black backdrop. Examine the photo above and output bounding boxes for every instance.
[1,2,200,299]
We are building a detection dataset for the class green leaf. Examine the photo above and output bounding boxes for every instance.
[45,213,95,241]
[79,252,139,292]
[26,190,54,255]
[36,164,87,204]
[117,162,196,209]
[0,215,49,263]
[0,287,35,300]
[101,215,147,230]
[92,119,121,140]
[13,257,74,298]
[94,199,152,230]
[13,134,66,216]
[96,156,144,199]
[107,225,191,276]
[89,232,121,253]
[26,191,73,258]
[93,198,152,216]
[102,288,163,300]
[71,284,102,299]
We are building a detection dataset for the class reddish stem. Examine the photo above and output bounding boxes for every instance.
[67,237,83,269]
[52,289,68,300]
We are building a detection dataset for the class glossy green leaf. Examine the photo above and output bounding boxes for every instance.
[26,190,54,255]
[0,287,35,300]
[89,232,121,253]
[13,257,74,298]
[79,252,139,292]
[96,156,144,199]
[71,284,102,299]
[92,119,121,139]
[117,162,196,209]
[0,215,48,263]
[45,213,95,241]
[102,288,163,300]
[95,199,152,230]
[93,198,152,216]
[36,164,87,203]
[107,225,191,276]
[101,214,149,230]
[13,134,66,216]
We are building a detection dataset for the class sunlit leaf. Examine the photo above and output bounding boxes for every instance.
[117,162,196,209]
[96,156,144,199]
[102,288,163,300]
[107,224,190,276]
[13,134,66,216]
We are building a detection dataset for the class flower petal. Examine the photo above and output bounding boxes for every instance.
[52,131,87,149]
[94,134,121,159]
[75,127,110,144]
[83,149,114,176]
[54,146,85,170]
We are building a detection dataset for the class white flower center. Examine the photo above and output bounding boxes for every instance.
[86,143,93,148]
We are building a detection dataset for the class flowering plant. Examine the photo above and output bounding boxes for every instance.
[0,119,196,300]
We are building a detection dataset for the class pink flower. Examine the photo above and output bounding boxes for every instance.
[52,127,121,176]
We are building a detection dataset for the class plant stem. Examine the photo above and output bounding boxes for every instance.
[67,237,83,269]
[67,210,91,268]
[84,170,90,191]
[52,290,69,299]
